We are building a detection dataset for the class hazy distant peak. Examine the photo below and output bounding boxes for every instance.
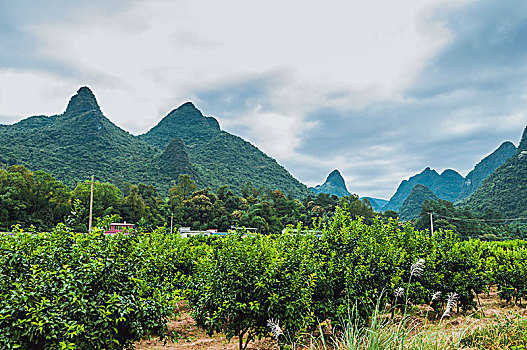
[180,101,198,109]
[500,140,516,149]
[421,167,436,174]
[65,86,101,115]
[310,169,351,197]
[440,169,462,177]
[326,169,346,187]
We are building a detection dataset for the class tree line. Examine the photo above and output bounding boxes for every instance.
[0,165,388,233]
[2,164,525,239]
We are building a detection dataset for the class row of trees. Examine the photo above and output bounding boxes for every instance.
[0,165,385,233]
[2,165,525,239]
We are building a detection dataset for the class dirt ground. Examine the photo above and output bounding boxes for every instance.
[135,302,276,350]
[135,289,527,350]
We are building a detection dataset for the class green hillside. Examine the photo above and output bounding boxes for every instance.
[464,127,527,217]
[309,169,351,197]
[139,102,311,198]
[398,184,438,221]
[0,87,168,190]
[457,141,517,201]
[0,87,311,197]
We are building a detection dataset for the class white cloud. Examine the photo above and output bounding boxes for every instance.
[0,69,74,118]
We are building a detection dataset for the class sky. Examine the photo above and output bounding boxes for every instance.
[1,0,527,199]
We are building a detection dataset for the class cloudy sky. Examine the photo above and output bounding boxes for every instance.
[1,0,527,199]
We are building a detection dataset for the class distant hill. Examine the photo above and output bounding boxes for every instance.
[360,197,388,212]
[457,141,517,201]
[309,169,351,197]
[398,184,438,221]
[464,127,527,218]
[384,141,516,212]
[0,87,311,197]
[383,167,463,212]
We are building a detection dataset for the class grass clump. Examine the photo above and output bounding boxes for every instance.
[461,312,527,349]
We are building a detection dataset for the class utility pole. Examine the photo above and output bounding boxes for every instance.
[88,174,94,232]
[429,212,434,236]
[170,211,174,234]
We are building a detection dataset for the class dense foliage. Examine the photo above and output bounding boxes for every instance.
[457,141,517,200]
[4,164,526,243]
[0,165,169,232]
[0,223,191,349]
[2,206,527,349]
[0,166,381,235]
[398,184,438,221]
[187,209,527,349]
[188,229,317,350]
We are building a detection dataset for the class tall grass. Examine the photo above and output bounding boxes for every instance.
[271,258,470,350]
[304,302,469,350]
[268,255,527,350]
[276,302,526,350]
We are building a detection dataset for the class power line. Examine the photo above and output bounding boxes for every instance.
[431,212,527,224]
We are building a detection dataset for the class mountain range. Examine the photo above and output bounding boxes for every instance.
[1,86,525,215]
[383,167,464,212]
[0,87,311,197]
[383,141,517,213]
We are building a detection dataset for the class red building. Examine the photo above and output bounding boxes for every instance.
[104,222,134,235]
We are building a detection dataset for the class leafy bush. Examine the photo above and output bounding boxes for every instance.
[312,208,407,327]
[188,228,318,350]
[0,224,187,349]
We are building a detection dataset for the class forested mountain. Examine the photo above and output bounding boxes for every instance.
[139,102,311,198]
[457,141,517,200]
[398,184,438,221]
[309,169,351,197]
[0,87,311,197]
[0,87,164,189]
[383,167,463,212]
[464,126,527,218]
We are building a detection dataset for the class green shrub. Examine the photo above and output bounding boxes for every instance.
[0,224,187,349]
[188,228,318,350]
[312,208,407,327]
